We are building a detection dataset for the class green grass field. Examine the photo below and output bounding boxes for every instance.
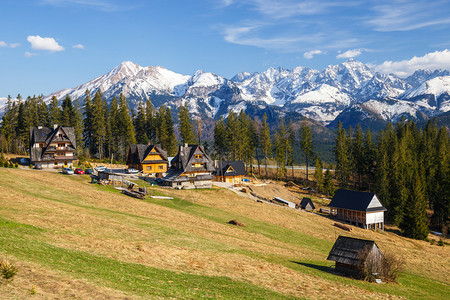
[0,168,448,299]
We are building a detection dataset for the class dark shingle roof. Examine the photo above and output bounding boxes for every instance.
[327,236,380,266]
[30,126,77,162]
[214,161,247,177]
[328,189,387,212]
[171,144,215,173]
[300,197,315,210]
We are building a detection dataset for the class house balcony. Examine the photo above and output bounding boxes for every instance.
[46,146,75,152]
[53,155,78,161]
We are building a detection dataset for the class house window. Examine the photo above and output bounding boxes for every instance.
[39,143,44,148]
[58,134,63,138]
[57,152,64,156]
[58,143,65,148]
[158,165,164,170]
[192,163,203,168]
[54,162,58,166]
[195,154,202,159]
[147,166,152,171]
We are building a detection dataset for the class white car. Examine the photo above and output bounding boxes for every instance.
[62,167,74,175]
[95,166,107,172]
[126,168,139,174]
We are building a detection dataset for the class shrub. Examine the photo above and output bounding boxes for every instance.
[0,160,3,167]
[358,249,404,283]
[0,257,18,282]
[438,239,444,246]
[14,163,18,168]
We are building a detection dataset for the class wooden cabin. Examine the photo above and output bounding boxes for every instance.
[327,236,384,276]
[163,144,215,189]
[328,189,387,230]
[127,144,168,176]
[214,161,247,183]
[298,197,315,211]
[30,125,77,168]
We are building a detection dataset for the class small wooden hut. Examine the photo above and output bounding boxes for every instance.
[298,197,315,211]
[327,236,384,276]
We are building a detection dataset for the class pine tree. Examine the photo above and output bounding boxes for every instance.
[274,118,288,178]
[400,166,429,240]
[117,93,136,159]
[299,122,313,182]
[134,100,148,144]
[145,97,157,144]
[178,103,196,145]
[82,90,93,155]
[334,122,350,188]
[164,107,178,156]
[214,116,227,160]
[314,158,324,192]
[324,169,335,197]
[287,122,296,178]
[226,111,240,160]
[353,124,365,188]
[72,98,84,152]
[260,113,271,178]
[363,128,376,190]
[91,90,106,159]
[156,106,169,149]
[48,95,61,127]
[61,95,76,127]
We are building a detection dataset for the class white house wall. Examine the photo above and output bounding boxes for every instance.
[366,211,384,224]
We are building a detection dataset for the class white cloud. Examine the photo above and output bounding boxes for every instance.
[27,35,64,52]
[73,44,84,49]
[0,41,7,47]
[367,0,450,32]
[375,49,450,77]
[9,43,21,48]
[304,49,323,59]
[25,51,38,58]
[0,41,21,48]
[337,49,362,59]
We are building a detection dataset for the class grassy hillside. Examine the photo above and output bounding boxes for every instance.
[0,168,448,299]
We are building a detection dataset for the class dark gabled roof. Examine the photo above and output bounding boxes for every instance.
[128,144,168,164]
[300,197,315,210]
[328,189,387,212]
[30,126,77,162]
[30,127,53,144]
[327,236,381,266]
[214,161,247,177]
[171,144,215,173]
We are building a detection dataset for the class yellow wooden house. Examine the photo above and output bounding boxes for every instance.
[127,144,168,176]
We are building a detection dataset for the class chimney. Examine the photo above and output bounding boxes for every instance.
[53,124,58,129]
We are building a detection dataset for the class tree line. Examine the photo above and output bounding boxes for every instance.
[333,120,449,239]
[1,92,448,239]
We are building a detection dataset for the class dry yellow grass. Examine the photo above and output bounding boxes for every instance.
[0,168,448,299]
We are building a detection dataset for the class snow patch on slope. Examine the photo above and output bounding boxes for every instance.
[403,76,450,99]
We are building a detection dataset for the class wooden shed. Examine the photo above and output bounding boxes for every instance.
[327,236,384,276]
[328,189,387,230]
[298,197,315,211]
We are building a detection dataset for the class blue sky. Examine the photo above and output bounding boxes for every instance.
[1,0,450,97]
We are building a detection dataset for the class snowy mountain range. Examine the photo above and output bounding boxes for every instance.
[27,60,450,127]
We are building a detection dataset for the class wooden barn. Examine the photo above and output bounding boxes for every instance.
[328,189,387,230]
[298,197,315,211]
[30,125,77,168]
[162,144,215,189]
[127,144,168,176]
[214,161,247,183]
[327,236,384,276]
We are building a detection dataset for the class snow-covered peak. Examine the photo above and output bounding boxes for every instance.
[189,71,225,87]
[232,71,253,82]
[403,76,450,99]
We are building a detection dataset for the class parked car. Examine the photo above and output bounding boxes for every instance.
[126,168,139,174]
[95,166,106,172]
[20,157,30,164]
[34,164,43,170]
[62,167,74,175]
[74,168,84,174]
[84,168,94,175]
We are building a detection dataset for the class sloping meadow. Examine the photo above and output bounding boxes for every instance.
[0,168,448,299]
